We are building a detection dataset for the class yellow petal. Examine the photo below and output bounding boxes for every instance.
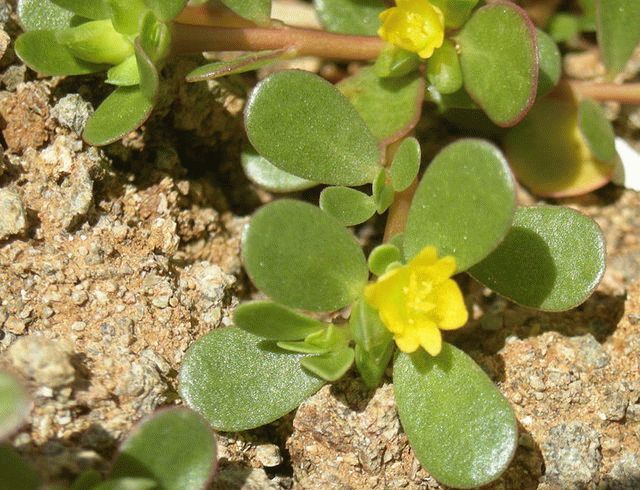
[434,279,468,330]
[395,332,420,353]
[418,324,442,356]
[407,246,438,268]
[424,255,457,284]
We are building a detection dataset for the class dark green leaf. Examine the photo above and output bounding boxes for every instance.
[390,137,420,192]
[536,28,562,98]
[243,200,368,312]
[0,445,41,490]
[354,342,394,389]
[18,0,75,31]
[179,327,325,431]
[426,40,463,95]
[83,86,154,146]
[548,13,580,43]
[458,2,538,126]
[596,0,640,74]
[300,347,355,382]
[186,50,287,82]
[93,478,157,490]
[15,30,107,76]
[0,372,30,440]
[245,70,381,186]
[394,345,517,488]
[52,0,111,19]
[144,0,187,21]
[319,186,376,227]
[241,146,316,193]
[367,243,402,276]
[234,301,326,340]
[372,169,394,214]
[107,55,140,86]
[374,44,421,78]
[134,38,159,101]
[313,0,385,35]
[338,67,424,146]
[578,97,616,161]
[469,206,605,311]
[431,0,479,28]
[70,470,102,490]
[219,0,271,25]
[110,408,216,490]
[404,139,516,271]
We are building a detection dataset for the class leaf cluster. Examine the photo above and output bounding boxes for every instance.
[0,370,217,490]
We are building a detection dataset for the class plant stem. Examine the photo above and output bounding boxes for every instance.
[569,81,640,105]
[383,180,417,243]
[171,23,385,60]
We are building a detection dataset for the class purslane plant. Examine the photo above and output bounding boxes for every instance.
[9,0,635,488]
[0,369,217,489]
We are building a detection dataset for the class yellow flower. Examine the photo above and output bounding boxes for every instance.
[364,246,468,356]
[377,0,445,59]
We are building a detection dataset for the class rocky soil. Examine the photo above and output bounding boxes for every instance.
[1,1,640,489]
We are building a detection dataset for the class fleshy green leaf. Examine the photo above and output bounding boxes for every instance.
[139,10,172,63]
[0,372,30,440]
[394,345,518,488]
[338,67,424,146]
[134,38,159,101]
[458,2,538,127]
[52,0,111,19]
[144,0,187,21]
[186,50,287,82]
[277,340,332,354]
[431,0,479,28]
[426,40,463,95]
[536,28,562,98]
[313,0,385,35]
[245,70,381,186]
[109,0,148,35]
[242,200,368,312]
[596,0,640,74]
[0,445,41,490]
[578,97,616,162]
[548,13,580,43]
[18,0,75,31]
[319,186,376,227]
[350,299,393,352]
[56,19,134,65]
[404,139,516,271]
[107,55,140,86]
[219,0,271,25]
[234,301,326,340]
[241,146,316,192]
[179,327,325,431]
[390,137,420,192]
[83,86,154,146]
[70,470,103,490]
[503,92,614,197]
[300,347,355,382]
[374,44,421,79]
[367,243,402,276]
[110,408,216,490]
[15,30,107,76]
[93,478,157,490]
[372,169,394,214]
[469,206,605,311]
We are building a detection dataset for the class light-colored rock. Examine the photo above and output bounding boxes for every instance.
[0,189,27,239]
[7,336,75,388]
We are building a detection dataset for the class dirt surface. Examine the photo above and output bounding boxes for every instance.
[0,1,640,489]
